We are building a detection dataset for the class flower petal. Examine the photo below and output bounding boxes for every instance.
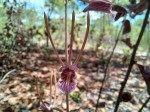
[58,78,77,94]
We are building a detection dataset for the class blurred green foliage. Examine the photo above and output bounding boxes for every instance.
[0,0,149,53]
[70,92,82,103]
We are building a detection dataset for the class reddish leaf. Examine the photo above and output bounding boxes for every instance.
[83,0,112,13]
[137,64,150,95]
[132,0,148,14]
[112,5,127,13]
[121,92,133,102]
[114,12,125,21]
[112,5,127,21]
[121,38,133,49]
[122,56,128,64]
[122,20,131,34]
[124,0,148,18]
[136,64,144,74]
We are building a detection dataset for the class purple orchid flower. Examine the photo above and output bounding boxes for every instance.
[44,11,90,94]
[58,65,78,93]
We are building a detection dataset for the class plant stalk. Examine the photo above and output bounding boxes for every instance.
[114,3,150,112]
[138,97,150,112]
[65,0,69,112]
[65,0,68,64]
[66,94,69,112]
[95,19,123,112]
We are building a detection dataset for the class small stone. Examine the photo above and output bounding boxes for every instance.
[27,103,33,109]
[4,88,11,94]
[31,109,38,112]
[41,67,49,74]
[62,103,66,109]
[20,70,30,75]
[8,97,19,105]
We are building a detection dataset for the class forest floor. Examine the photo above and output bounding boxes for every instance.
[0,47,150,112]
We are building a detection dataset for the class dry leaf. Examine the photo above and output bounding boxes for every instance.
[137,64,150,95]
[124,0,148,18]
[83,0,112,13]
[112,5,127,21]
[121,92,133,102]
[114,12,125,21]
[132,0,148,14]
[122,20,131,34]
[121,38,133,49]
[112,5,127,13]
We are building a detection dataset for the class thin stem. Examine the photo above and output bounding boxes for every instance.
[95,21,123,112]
[46,34,49,47]
[65,0,69,112]
[36,78,50,111]
[35,77,44,103]
[54,70,57,105]
[68,11,75,64]
[114,3,150,112]
[0,69,16,83]
[66,94,69,112]
[143,23,150,64]
[73,12,90,65]
[65,0,68,64]
[44,13,64,66]
[49,72,52,105]
[139,97,150,112]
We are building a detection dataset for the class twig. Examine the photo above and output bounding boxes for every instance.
[143,23,150,64]
[0,69,16,83]
[114,3,150,112]
[138,97,150,112]
[49,71,52,105]
[95,16,126,112]
[53,69,57,105]
[65,0,69,112]
[65,0,68,64]
[68,11,75,65]
[35,77,44,104]
[66,94,69,112]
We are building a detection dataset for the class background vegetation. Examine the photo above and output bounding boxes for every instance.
[0,0,149,53]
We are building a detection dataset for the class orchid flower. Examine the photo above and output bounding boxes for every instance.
[44,11,90,94]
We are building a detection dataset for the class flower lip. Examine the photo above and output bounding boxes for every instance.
[60,66,76,83]
[58,64,78,94]
[58,78,77,94]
